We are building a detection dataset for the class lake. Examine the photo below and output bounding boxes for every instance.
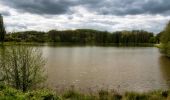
[40,46,170,93]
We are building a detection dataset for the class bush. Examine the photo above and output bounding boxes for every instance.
[0,46,46,92]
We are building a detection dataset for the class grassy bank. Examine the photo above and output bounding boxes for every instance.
[0,84,170,100]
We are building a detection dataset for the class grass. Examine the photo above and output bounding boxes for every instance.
[1,84,170,100]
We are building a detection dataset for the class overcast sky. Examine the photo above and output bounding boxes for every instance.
[1,0,170,33]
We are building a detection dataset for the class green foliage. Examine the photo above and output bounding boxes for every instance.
[161,22,170,44]
[123,90,170,100]
[5,29,156,45]
[25,89,60,100]
[155,32,162,44]
[6,31,47,42]
[149,37,156,43]
[124,92,148,100]
[62,90,96,100]
[1,84,170,100]
[0,14,6,42]
[0,46,46,92]
[0,84,25,100]
[0,84,60,100]
[160,21,170,57]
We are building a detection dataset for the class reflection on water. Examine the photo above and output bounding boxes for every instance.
[159,56,170,88]
[40,46,170,92]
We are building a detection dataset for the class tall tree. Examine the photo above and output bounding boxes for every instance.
[0,14,6,42]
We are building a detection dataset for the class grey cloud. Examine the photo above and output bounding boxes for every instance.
[67,16,74,20]
[1,0,170,15]
[0,11,11,16]
[0,0,76,15]
[7,23,27,29]
[90,0,170,15]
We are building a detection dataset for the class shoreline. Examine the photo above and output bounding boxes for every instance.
[0,84,169,100]
[0,42,155,47]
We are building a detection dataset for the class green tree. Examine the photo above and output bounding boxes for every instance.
[0,14,6,42]
[0,46,46,92]
[8,29,155,44]
[160,21,170,57]
[48,30,60,42]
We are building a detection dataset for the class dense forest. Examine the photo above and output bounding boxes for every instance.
[4,29,160,44]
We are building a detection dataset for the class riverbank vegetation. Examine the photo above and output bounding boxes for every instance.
[0,84,170,100]
[160,21,170,57]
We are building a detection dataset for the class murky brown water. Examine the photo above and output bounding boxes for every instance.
[42,46,170,92]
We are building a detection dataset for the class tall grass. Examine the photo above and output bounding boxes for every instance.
[1,84,170,100]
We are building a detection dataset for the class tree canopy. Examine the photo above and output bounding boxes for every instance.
[160,21,170,57]
[5,29,156,45]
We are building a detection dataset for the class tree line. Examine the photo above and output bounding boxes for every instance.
[4,29,160,44]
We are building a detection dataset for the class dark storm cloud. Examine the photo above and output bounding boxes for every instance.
[86,0,170,15]
[0,0,77,15]
[1,0,170,15]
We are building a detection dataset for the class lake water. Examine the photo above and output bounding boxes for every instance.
[40,46,170,92]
